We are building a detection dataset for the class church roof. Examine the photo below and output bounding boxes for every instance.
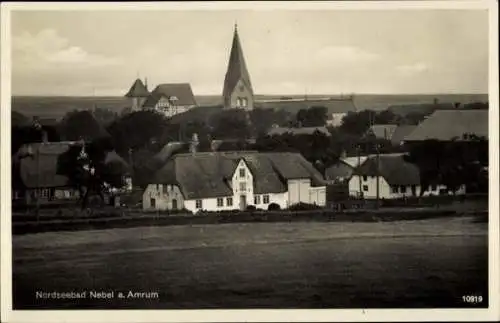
[143,83,197,108]
[222,25,253,104]
[125,78,150,98]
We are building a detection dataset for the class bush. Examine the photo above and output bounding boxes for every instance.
[246,205,257,211]
[288,202,322,211]
[268,203,281,211]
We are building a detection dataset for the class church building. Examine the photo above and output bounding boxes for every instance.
[222,24,254,111]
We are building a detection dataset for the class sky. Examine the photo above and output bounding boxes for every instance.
[10,8,489,96]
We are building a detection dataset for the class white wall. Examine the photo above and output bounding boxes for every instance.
[348,175,467,199]
[231,159,254,210]
[326,113,347,127]
[288,179,311,204]
[309,186,327,206]
[143,184,185,210]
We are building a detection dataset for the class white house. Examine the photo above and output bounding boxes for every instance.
[348,154,465,199]
[142,149,327,213]
[142,83,197,117]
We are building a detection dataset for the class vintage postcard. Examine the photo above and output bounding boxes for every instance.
[1,1,499,322]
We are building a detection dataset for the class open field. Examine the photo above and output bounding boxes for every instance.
[12,93,487,119]
[12,216,488,309]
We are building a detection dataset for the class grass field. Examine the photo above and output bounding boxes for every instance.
[11,93,488,119]
[12,216,488,309]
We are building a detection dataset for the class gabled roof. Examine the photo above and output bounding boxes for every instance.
[267,126,331,137]
[143,83,197,108]
[325,160,354,182]
[223,25,253,105]
[125,78,150,98]
[404,109,488,142]
[366,124,398,140]
[353,154,420,186]
[151,151,326,199]
[390,125,417,145]
[13,142,129,189]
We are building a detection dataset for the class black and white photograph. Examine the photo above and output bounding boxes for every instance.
[1,1,498,322]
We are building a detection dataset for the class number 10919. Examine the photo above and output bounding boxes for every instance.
[463,295,483,303]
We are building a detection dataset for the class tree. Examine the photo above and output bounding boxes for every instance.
[107,110,171,156]
[339,110,375,135]
[91,107,119,127]
[295,106,328,127]
[405,136,488,195]
[209,109,252,140]
[59,110,110,142]
[374,110,399,125]
[57,137,127,209]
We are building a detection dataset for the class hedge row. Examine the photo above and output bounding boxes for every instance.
[12,208,466,235]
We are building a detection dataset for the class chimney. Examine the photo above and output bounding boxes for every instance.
[144,77,148,92]
[190,133,199,154]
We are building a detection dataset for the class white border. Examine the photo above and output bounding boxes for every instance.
[1,1,499,322]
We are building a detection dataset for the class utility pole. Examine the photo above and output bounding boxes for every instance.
[36,145,40,222]
[375,143,380,209]
[357,144,362,198]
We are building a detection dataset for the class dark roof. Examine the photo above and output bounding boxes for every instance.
[143,83,197,108]
[125,79,150,98]
[390,125,417,145]
[353,154,420,186]
[366,124,398,140]
[404,109,488,141]
[152,151,326,199]
[13,142,129,189]
[325,160,354,182]
[223,25,253,107]
[267,126,331,136]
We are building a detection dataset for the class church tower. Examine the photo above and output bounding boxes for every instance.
[222,24,254,110]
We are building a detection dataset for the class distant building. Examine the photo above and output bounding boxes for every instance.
[142,83,198,117]
[125,78,150,111]
[348,154,464,199]
[222,24,254,111]
[12,141,132,207]
[390,125,417,146]
[143,145,327,213]
[403,109,488,142]
[267,125,331,137]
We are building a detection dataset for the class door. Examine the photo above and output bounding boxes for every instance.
[172,199,178,210]
[150,198,156,209]
[411,185,417,196]
[239,195,247,210]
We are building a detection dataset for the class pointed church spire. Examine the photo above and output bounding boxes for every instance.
[222,23,254,110]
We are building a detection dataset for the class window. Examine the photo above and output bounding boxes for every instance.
[363,176,368,182]
[431,184,437,191]
[227,197,233,206]
[240,182,247,192]
[217,198,224,207]
[239,168,246,178]
[363,185,369,192]
[263,195,270,204]
[254,195,261,205]
[150,198,156,209]
[40,189,49,199]
[241,98,248,107]
[400,186,407,194]
[195,199,203,209]
[236,98,242,107]
[391,186,399,194]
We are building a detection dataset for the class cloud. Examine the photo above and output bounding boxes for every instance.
[396,62,430,75]
[13,29,121,71]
